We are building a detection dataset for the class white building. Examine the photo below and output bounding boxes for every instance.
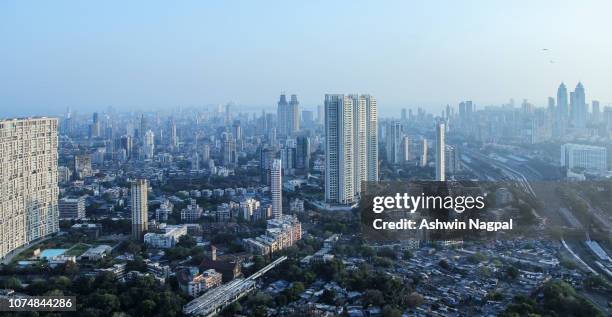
[181,199,203,222]
[240,198,260,221]
[243,215,302,256]
[144,129,155,159]
[436,122,446,181]
[270,159,283,219]
[0,118,59,260]
[144,225,188,248]
[131,179,148,240]
[325,94,378,204]
[561,143,607,172]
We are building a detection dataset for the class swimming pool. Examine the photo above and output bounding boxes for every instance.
[39,249,66,259]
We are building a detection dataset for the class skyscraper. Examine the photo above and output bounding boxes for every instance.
[0,118,59,259]
[270,159,282,219]
[277,94,289,136]
[222,132,236,166]
[420,138,428,167]
[436,122,446,181]
[131,179,148,240]
[571,82,587,128]
[557,83,568,118]
[144,129,155,159]
[288,94,300,135]
[296,136,310,172]
[592,100,600,124]
[385,121,402,165]
[170,118,178,150]
[325,94,355,204]
[325,94,378,204]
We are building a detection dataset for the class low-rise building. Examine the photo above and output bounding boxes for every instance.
[178,267,222,297]
[144,225,188,248]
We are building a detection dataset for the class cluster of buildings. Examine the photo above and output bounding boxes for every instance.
[242,215,302,256]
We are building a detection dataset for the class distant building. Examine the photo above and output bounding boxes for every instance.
[445,145,461,174]
[144,225,188,248]
[436,122,445,181]
[178,267,222,297]
[155,199,173,222]
[59,197,86,219]
[181,199,203,222]
[561,143,607,172]
[131,179,149,240]
[289,198,304,213]
[240,198,260,221]
[243,215,302,256]
[270,159,283,219]
[216,203,232,222]
[74,154,93,179]
[200,246,242,282]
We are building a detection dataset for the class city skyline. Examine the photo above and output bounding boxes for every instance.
[2,1,612,116]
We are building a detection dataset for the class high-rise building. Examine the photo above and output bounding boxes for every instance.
[170,119,178,150]
[270,159,282,219]
[570,82,587,128]
[288,95,300,135]
[90,112,101,139]
[144,129,155,159]
[325,94,355,204]
[202,143,211,161]
[120,135,133,159]
[592,100,600,124]
[385,121,402,165]
[277,94,289,136]
[232,120,242,140]
[222,132,236,166]
[401,136,411,163]
[420,138,428,167]
[277,94,300,137]
[0,118,59,259]
[557,83,569,118]
[325,94,378,204]
[296,136,310,172]
[364,95,378,183]
[445,145,461,174]
[131,179,148,240]
[74,154,93,179]
[436,122,446,181]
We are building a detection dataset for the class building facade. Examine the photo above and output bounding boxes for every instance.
[0,117,59,259]
[131,179,148,239]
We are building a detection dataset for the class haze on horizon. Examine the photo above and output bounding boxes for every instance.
[1,0,611,117]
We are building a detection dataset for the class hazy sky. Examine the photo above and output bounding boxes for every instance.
[1,0,611,117]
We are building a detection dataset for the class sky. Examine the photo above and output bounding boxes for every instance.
[1,0,611,117]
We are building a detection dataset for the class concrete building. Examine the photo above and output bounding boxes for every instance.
[131,179,148,240]
[243,215,302,256]
[270,159,282,219]
[0,118,59,260]
[144,225,188,248]
[436,122,446,181]
[561,143,607,172]
[178,267,222,297]
[325,94,378,204]
[181,199,203,222]
[59,197,86,219]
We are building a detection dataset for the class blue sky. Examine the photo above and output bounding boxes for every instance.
[1,0,611,117]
